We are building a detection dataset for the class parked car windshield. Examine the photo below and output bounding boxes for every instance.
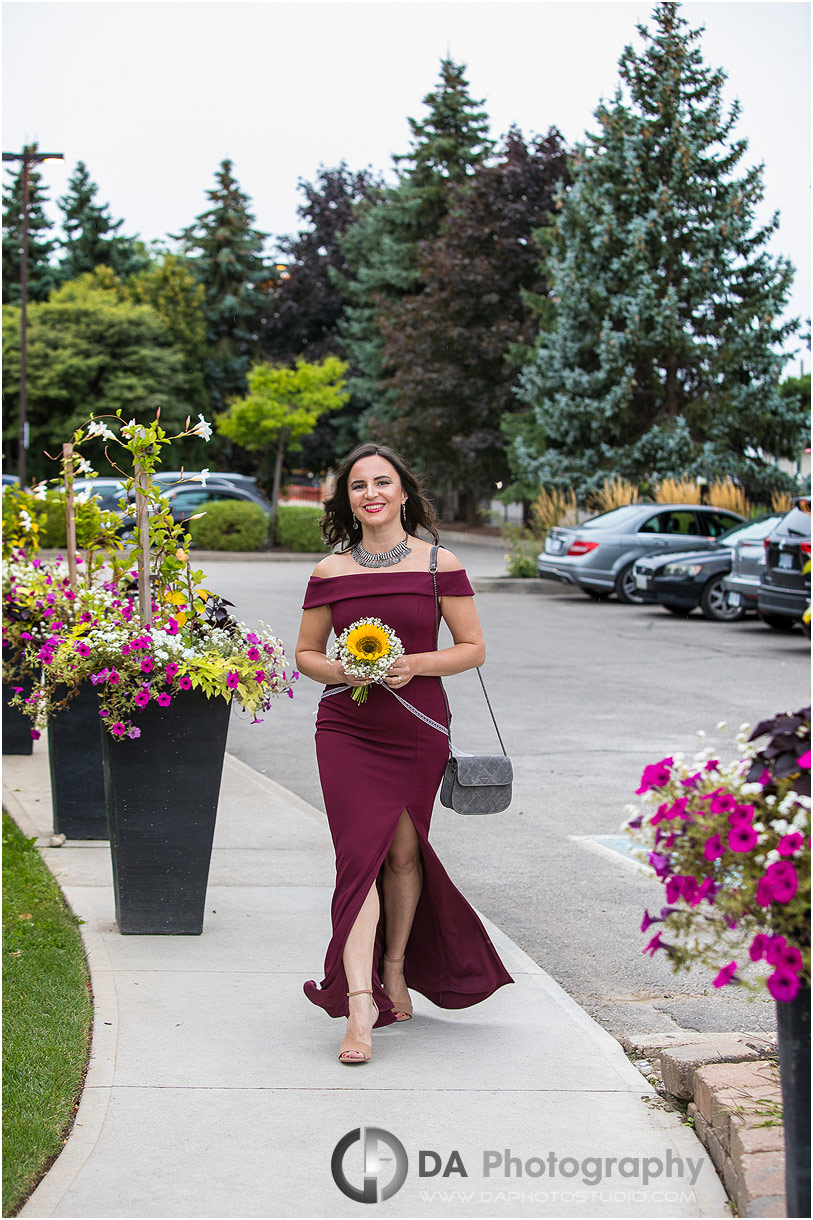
[718,516,782,546]
[581,505,648,530]
[774,506,812,538]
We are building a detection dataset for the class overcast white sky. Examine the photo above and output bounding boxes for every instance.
[3,0,810,364]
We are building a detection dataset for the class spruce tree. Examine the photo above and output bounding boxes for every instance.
[57,161,149,281]
[2,145,59,304]
[510,2,803,502]
[175,159,270,412]
[374,127,570,523]
[338,58,494,427]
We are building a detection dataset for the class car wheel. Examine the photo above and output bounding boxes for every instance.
[582,586,611,601]
[700,576,745,622]
[661,603,693,617]
[614,563,647,605]
[757,611,797,631]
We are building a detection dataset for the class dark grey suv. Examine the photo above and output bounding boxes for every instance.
[757,502,811,631]
[538,503,744,603]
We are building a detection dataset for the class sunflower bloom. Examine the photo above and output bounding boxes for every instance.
[346,623,391,663]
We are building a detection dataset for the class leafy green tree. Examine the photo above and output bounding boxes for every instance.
[2,144,60,304]
[509,2,802,502]
[175,159,271,413]
[338,58,494,427]
[217,357,348,543]
[2,272,205,482]
[262,164,382,470]
[56,161,150,282]
[374,127,570,524]
[128,254,209,412]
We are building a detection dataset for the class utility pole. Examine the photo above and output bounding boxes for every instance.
[2,146,63,487]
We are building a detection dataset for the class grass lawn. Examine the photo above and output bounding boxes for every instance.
[2,810,93,1217]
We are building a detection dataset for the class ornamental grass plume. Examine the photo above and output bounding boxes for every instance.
[623,708,810,1003]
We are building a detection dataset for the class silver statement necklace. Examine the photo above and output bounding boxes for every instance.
[351,533,413,568]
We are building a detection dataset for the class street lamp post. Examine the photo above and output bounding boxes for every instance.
[2,146,63,488]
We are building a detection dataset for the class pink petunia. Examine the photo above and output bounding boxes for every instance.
[165,663,179,680]
[31,728,41,741]
[107,670,120,685]
[127,727,141,739]
[777,833,804,857]
[156,692,171,707]
[642,933,664,957]
[713,961,739,989]
[766,937,803,972]
[226,671,240,690]
[134,689,150,708]
[728,804,754,825]
[636,758,674,794]
[797,749,811,770]
[247,647,260,662]
[165,618,179,635]
[750,933,773,962]
[140,656,154,674]
[178,675,192,690]
[728,823,759,853]
[767,968,801,1003]
[640,910,657,933]
[75,641,91,657]
[704,833,725,862]
[110,722,126,736]
[710,792,738,815]
[255,670,266,683]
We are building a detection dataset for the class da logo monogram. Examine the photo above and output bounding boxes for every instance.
[331,1127,409,1203]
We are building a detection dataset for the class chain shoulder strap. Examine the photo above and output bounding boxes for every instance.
[429,544,507,757]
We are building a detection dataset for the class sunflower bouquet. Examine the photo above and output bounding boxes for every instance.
[328,617,404,705]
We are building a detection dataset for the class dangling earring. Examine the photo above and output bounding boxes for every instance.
[401,502,407,527]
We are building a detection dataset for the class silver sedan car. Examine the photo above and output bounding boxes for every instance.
[537,503,745,603]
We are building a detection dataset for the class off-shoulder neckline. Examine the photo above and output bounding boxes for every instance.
[309,569,463,581]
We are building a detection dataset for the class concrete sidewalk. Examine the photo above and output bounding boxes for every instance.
[4,746,729,1219]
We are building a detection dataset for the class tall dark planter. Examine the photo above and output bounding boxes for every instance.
[776,986,811,1219]
[101,688,231,935]
[2,646,34,755]
[48,682,108,839]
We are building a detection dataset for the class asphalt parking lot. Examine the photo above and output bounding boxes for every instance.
[218,545,810,1042]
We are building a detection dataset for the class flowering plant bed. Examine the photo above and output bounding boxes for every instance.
[624,708,810,1002]
[9,409,297,739]
[20,585,294,738]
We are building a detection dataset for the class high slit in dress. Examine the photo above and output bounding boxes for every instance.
[301,569,514,1028]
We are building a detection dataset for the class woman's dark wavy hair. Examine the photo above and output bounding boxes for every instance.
[320,442,439,550]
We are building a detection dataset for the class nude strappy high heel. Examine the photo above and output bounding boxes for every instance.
[383,954,413,1021]
[338,989,378,1064]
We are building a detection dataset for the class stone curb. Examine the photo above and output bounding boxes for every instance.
[657,1042,785,1217]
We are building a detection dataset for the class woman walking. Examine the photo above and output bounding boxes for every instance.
[295,443,512,1063]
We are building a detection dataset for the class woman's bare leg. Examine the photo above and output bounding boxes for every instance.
[381,810,422,1015]
[340,881,379,1058]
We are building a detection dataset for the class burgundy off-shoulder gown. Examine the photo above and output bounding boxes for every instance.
[302,569,513,1028]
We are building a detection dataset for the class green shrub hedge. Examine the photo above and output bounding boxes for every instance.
[39,491,104,550]
[275,505,329,552]
[188,500,269,551]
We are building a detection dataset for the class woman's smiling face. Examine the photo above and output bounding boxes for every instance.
[347,455,406,529]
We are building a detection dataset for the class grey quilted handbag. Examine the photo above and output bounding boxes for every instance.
[439,750,513,815]
[431,546,513,816]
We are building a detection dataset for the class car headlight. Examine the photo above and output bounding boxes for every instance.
[662,562,704,577]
